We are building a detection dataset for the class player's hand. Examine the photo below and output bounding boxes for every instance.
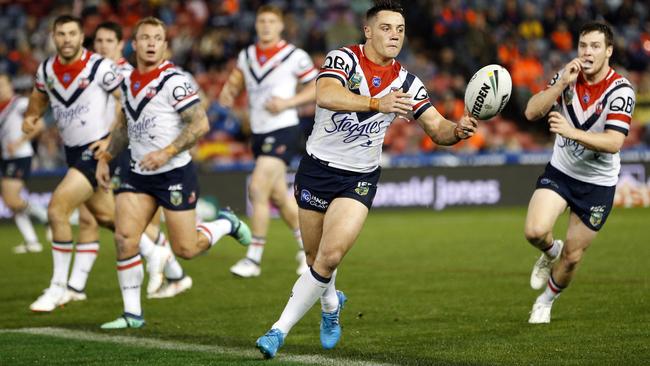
[90,138,110,159]
[548,111,577,140]
[455,114,478,140]
[560,58,582,86]
[140,149,172,172]
[265,96,291,114]
[22,116,38,134]
[96,158,112,192]
[377,91,413,115]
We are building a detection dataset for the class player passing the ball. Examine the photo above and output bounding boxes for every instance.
[255,0,477,358]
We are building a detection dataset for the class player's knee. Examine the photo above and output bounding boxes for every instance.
[4,197,26,212]
[47,200,69,224]
[114,231,138,256]
[173,244,195,260]
[248,180,269,203]
[524,225,549,244]
[93,213,114,231]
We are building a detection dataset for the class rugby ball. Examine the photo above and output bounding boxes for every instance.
[464,64,512,120]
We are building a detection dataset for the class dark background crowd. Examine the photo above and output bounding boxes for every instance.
[1,0,649,171]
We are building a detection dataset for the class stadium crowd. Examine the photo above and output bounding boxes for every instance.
[0,0,649,171]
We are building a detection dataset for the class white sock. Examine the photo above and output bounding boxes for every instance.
[197,219,231,247]
[139,233,156,259]
[155,231,166,246]
[67,242,99,292]
[246,236,266,263]
[543,240,562,259]
[271,267,331,335]
[320,269,339,312]
[164,256,184,280]
[293,228,304,250]
[116,255,144,317]
[51,242,73,288]
[537,275,564,304]
[14,211,38,244]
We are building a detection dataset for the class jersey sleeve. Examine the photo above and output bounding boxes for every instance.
[317,48,355,87]
[34,60,47,93]
[408,74,433,120]
[166,72,201,113]
[236,49,247,73]
[96,58,124,93]
[293,49,317,83]
[604,83,636,136]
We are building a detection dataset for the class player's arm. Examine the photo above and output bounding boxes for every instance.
[139,103,209,172]
[416,107,477,146]
[22,89,49,134]
[316,77,412,114]
[548,111,625,153]
[525,59,582,121]
[265,79,316,114]
[218,68,245,108]
[96,110,128,190]
[91,89,123,156]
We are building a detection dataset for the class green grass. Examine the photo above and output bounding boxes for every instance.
[0,207,648,365]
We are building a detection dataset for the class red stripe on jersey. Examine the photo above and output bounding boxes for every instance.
[320,68,347,79]
[172,92,198,106]
[52,49,92,89]
[130,61,175,97]
[0,96,13,112]
[255,40,288,66]
[117,259,142,271]
[349,45,402,97]
[607,113,632,124]
[297,67,316,79]
[413,99,430,111]
[575,68,621,111]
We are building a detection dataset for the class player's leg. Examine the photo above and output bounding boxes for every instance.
[529,212,598,324]
[30,168,95,312]
[232,156,283,276]
[2,177,41,253]
[63,203,99,302]
[257,198,367,358]
[269,170,308,275]
[101,192,156,329]
[524,188,568,290]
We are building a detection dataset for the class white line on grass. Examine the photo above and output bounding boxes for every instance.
[0,327,396,366]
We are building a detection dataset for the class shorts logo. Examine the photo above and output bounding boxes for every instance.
[188,191,196,204]
[355,181,372,196]
[300,189,329,210]
[110,176,121,191]
[275,144,287,155]
[372,76,381,87]
[540,178,559,189]
[262,136,276,153]
[170,191,183,206]
[589,205,605,227]
[82,148,93,161]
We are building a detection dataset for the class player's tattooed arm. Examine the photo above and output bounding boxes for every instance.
[167,102,210,155]
[104,111,129,159]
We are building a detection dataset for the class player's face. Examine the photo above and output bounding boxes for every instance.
[94,28,123,61]
[578,31,612,77]
[255,12,283,44]
[365,11,405,60]
[133,24,167,67]
[53,22,84,61]
[0,76,13,102]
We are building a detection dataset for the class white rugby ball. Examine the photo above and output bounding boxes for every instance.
[464,64,512,120]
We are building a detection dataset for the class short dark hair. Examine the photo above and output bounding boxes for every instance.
[580,21,614,47]
[366,0,404,21]
[94,21,123,41]
[53,15,82,32]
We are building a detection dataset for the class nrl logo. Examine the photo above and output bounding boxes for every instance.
[170,191,183,206]
[589,205,605,227]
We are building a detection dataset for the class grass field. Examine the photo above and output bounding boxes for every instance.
[0,207,648,365]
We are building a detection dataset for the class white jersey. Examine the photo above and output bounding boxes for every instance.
[0,96,33,159]
[121,60,200,175]
[35,49,123,147]
[105,58,134,129]
[236,40,317,134]
[549,67,635,186]
[308,44,432,173]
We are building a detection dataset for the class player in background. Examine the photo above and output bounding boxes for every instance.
[255,1,477,358]
[22,15,127,312]
[96,17,251,329]
[219,5,316,278]
[93,21,191,299]
[0,72,46,253]
[523,22,635,323]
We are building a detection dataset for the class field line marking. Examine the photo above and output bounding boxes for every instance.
[0,327,396,366]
